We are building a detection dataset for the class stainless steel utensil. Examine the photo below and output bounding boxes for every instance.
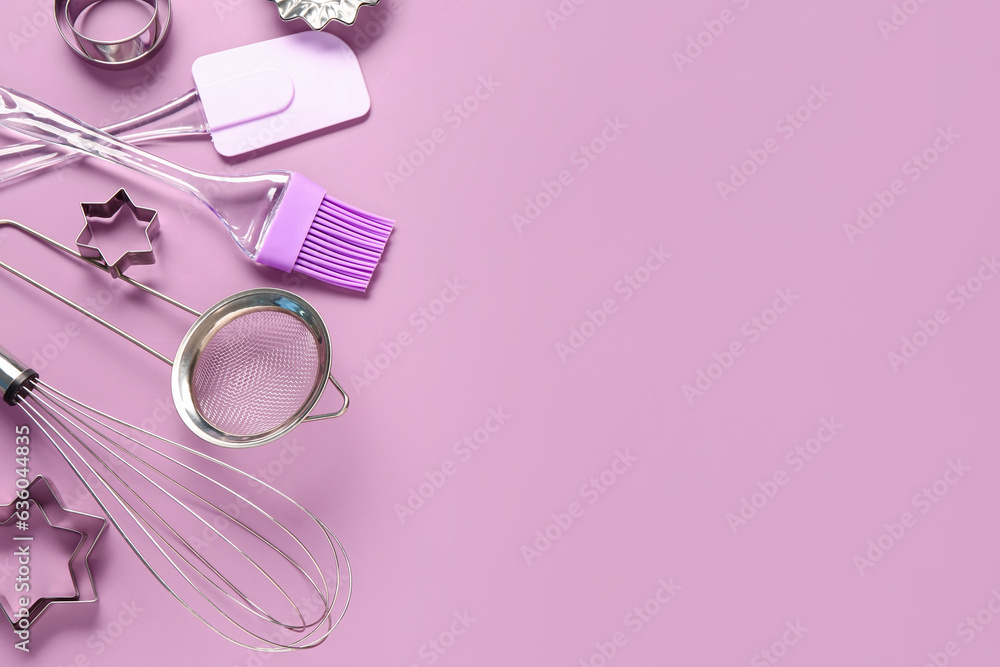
[267,0,379,29]
[0,347,351,651]
[0,218,348,448]
[0,476,105,629]
[54,0,171,69]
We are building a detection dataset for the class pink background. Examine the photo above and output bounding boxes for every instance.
[2,0,1000,665]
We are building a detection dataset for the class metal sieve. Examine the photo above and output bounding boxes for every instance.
[173,289,344,447]
[0,217,348,448]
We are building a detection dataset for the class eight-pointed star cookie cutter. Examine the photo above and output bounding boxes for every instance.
[0,476,106,629]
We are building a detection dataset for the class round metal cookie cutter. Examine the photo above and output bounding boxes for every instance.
[54,0,171,70]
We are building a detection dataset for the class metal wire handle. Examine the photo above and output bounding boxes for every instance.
[0,219,348,421]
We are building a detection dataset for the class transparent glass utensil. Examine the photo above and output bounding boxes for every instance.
[0,86,281,261]
[0,86,393,292]
[0,89,209,186]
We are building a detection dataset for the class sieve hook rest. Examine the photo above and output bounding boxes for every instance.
[304,373,349,421]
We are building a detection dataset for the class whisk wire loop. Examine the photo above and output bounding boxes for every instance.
[16,380,350,651]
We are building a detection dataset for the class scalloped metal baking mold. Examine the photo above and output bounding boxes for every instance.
[266,0,380,29]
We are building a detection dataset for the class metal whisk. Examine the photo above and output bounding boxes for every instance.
[0,345,350,651]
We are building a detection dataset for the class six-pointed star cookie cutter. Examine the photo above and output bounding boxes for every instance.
[0,476,106,629]
[0,189,151,629]
[76,189,159,279]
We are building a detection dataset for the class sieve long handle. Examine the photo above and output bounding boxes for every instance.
[303,374,349,421]
[0,257,174,365]
[0,219,177,365]
[0,220,201,316]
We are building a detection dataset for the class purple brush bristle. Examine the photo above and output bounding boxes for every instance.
[0,87,393,292]
[293,195,394,291]
[258,175,394,292]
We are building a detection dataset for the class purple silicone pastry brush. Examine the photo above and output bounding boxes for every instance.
[0,86,392,292]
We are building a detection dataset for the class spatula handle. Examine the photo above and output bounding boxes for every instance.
[0,89,210,186]
[0,86,217,198]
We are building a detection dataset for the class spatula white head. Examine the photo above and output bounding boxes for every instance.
[192,32,371,157]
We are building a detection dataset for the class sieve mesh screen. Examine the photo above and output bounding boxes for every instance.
[191,310,322,437]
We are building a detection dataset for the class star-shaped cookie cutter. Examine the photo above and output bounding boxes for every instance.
[0,477,106,629]
[77,189,159,279]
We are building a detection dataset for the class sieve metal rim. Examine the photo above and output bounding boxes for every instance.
[170,288,332,449]
[0,221,349,449]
